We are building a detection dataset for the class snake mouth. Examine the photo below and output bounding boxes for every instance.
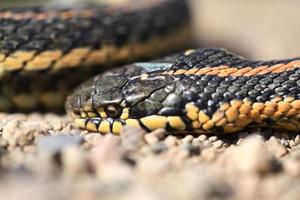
[68,107,189,135]
[67,103,131,134]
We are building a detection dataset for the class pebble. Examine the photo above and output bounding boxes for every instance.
[202,140,212,148]
[150,128,166,140]
[62,145,86,177]
[83,133,103,146]
[208,136,218,142]
[266,137,288,158]
[3,120,48,147]
[182,135,194,144]
[37,134,83,155]
[197,135,207,142]
[295,135,300,145]
[173,150,190,166]
[164,135,178,147]
[289,140,296,147]
[281,139,290,148]
[180,143,200,156]
[0,112,299,200]
[283,158,300,177]
[201,148,217,161]
[137,156,171,182]
[144,134,159,145]
[232,136,274,175]
[191,138,201,146]
[121,126,146,151]
[90,134,122,169]
[150,142,168,154]
[212,140,224,149]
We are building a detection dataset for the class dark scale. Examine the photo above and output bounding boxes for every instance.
[158,107,183,116]
[149,89,169,102]
[170,49,300,72]
[0,0,189,54]
[132,99,163,118]
[164,66,300,118]
[144,49,300,118]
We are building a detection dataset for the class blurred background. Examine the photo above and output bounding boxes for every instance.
[4,0,300,60]
[190,0,300,59]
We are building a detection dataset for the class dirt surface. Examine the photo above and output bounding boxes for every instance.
[0,113,299,200]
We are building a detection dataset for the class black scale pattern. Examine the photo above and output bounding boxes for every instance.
[174,68,300,117]
[0,0,189,111]
[170,48,300,70]
[0,0,188,54]
[120,48,300,120]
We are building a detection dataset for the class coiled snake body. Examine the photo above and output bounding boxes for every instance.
[67,48,300,134]
[0,0,189,111]
[3,1,300,135]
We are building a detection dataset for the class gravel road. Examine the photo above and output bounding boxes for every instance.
[0,113,300,200]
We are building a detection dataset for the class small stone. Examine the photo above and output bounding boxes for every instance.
[62,145,87,177]
[283,158,300,177]
[137,156,170,181]
[182,135,194,144]
[295,135,300,144]
[192,138,201,146]
[232,136,275,175]
[3,120,48,147]
[37,134,83,155]
[83,133,103,145]
[145,134,159,145]
[201,148,217,161]
[202,140,212,148]
[90,134,121,168]
[150,142,168,154]
[23,145,37,154]
[289,140,296,147]
[266,137,288,158]
[180,143,200,156]
[151,128,166,140]
[173,149,190,166]
[121,126,146,151]
[164,135,178,147]
[197,135,207,142]
[44,114,68,131]
[280,139,290,148]
[139,146,152,155]
[213,140,224,149]
[208,136,218,142]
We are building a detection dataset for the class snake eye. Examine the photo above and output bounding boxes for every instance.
[104,105,123,119]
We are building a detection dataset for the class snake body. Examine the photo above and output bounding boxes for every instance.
[0,0,189,111]
[66,48,300,134]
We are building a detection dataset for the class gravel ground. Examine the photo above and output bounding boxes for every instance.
[0,113,300,200]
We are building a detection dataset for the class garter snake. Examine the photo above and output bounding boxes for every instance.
[0,0,190,111]
[66,48,300,134]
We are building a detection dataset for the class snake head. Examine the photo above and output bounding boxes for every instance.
[66,62,176,134]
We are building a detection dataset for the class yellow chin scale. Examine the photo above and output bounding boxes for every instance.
[73,107,132,134]
[73,96,300,135]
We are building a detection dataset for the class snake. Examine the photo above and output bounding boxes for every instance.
[0,0,190,111]
[66,48,300,134]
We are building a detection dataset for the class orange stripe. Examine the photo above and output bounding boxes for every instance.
[0,10,95,20]
[167,60,300,77]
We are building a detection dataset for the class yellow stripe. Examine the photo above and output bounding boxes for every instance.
[0,24,190,73]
